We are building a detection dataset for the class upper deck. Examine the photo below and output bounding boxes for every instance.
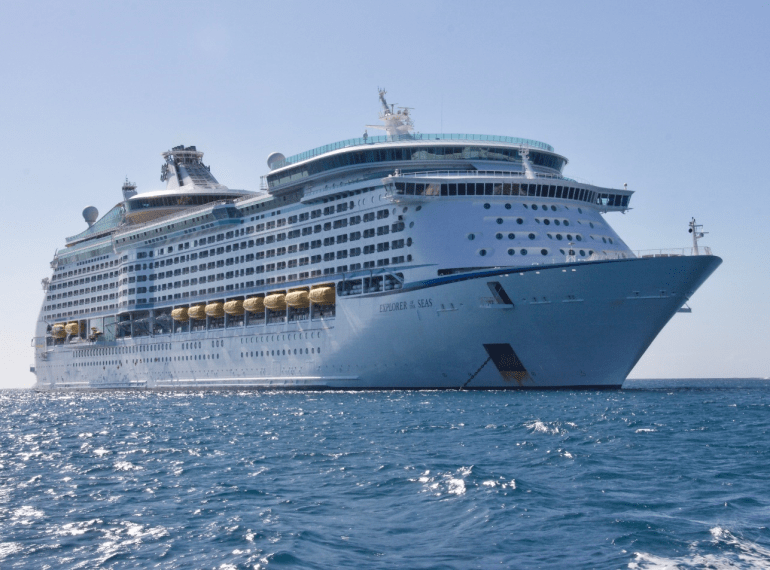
[265,133,567,192]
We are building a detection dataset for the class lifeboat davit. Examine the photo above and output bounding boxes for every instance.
[286,290,310,308]
[264,293,286,311]
[224,300,244,315]
[309,286,335,305]
[205,302,224,318]
[171,307,189,322]
[188,304,206,320]
[243,296,265,313]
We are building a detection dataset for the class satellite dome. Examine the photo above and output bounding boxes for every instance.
[267,152,286,170]
[82,206,99,227]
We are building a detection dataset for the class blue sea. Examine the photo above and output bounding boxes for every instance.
[2,381,769,569]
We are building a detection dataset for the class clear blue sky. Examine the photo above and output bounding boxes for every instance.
[1,0,768,388]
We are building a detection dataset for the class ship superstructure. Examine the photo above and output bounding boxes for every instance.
[31,93,721,390]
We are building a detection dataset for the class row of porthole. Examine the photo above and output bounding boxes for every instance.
[481,203,583,215]
[536,219,570,226]
[479,248,595,257]
[241,332,323,344]
[241,347,320,358]
[547,234,583,241]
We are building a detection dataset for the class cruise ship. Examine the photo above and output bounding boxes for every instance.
[31,91,721,390]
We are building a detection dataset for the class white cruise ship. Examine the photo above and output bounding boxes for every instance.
[31,91,721,390]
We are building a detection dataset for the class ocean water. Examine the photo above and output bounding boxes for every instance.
[1,383,769,569]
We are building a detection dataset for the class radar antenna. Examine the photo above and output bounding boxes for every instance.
[367,88,414,140]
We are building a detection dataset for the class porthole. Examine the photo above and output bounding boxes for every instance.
[535,219,541,224]
[403,207,408,213]
[602,237,607,243]
[556,234,563,240]
[508,233,515,239]
[567,234,573,240]
[407,238,413,246]
[580,250,586,256]
[578,208,583,214]
[532,205,538,210]
[467,234,475,241]
[547,233,553,239]
[554,220,561,226]
[416,206,422,211]
[507,248,515,255]
[551,205,556,211]
[589,250,594,256]
[409,222,414,228]
[496,233,503,240]
[543,219,550,225]
[505,203,512,210]
[479,249,487,256]
[541,249,548,256]
[496,218,503,225]
[576,235,582,241]
[521,249,528,255]
[560,249,565,255]
[589,222,594,228]
[523,204,529,209]
[484,203,491,209]
[564,220,569,226]
[528,233,536,240]
[609,238,614,244]
[517,218,524,225]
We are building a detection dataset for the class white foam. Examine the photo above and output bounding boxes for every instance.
[629,526,770,569]
[524,420,562,435]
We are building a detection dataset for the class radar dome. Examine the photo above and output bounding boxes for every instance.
[267,152,286,170]
[82,206,99,227]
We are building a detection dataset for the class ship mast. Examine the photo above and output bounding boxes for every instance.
[689,218,707,256]
[366,88,414,140]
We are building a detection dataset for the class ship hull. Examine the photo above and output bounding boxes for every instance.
[33,255,721,391]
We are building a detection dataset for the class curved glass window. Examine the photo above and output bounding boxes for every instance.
[126,194,230,211]
[267,144,566,188]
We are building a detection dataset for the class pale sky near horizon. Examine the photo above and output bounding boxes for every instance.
[1,0,768,388]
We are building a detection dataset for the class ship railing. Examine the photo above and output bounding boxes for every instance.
[394,170,564,180]
[633,247,713,258]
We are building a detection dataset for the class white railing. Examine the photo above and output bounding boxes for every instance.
[633,247,712,258]
[394,169,564,180]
